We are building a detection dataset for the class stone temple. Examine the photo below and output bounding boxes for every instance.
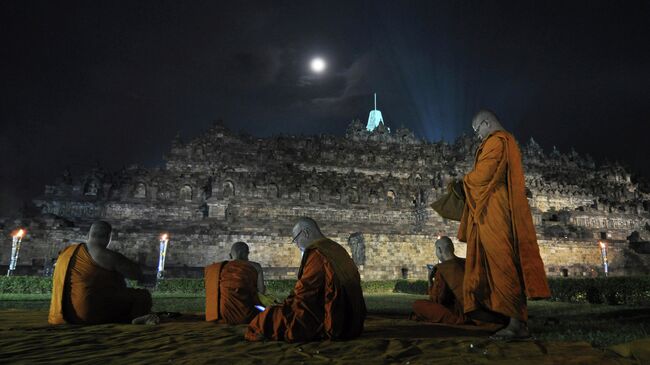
[2,118,650,280]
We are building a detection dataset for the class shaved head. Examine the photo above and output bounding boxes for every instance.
[471,109,504,140]
[292,217,325,250]
[88,221,112,247]
[230,241,250,260]
[293,217,322,234]
[435,236,455,262]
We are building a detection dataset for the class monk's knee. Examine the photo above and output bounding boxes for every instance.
[412,299,430,313]
[128,289,152,316]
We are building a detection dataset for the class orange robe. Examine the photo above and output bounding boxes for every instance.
[412,257,470,325]
[48,243,151,325]
[245,238,366,342]
[458,130,551,321]
[205,260,262,324]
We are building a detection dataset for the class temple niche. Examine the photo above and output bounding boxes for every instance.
[180,185,192,201]
[134,183,147,198]
[348,233,366,266]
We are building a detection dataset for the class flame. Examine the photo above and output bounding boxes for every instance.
[12,229,25,239]
[161,233,169,241]
[599,241,606,249]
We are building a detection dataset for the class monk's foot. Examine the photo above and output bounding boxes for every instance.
[131,313,160,325]
[155,311,182,319]
[489,325,532,341]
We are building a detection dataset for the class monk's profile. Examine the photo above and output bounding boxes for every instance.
[458,110,551,339]
[411,236,471,325]
[245,217,366,342]
[48,221,153,325]
[204,241,266,324]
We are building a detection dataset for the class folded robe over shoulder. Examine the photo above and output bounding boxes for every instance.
[458,130,550,321]
[245,238,366,342]
[205,260,261,324]
[48,243,151,325]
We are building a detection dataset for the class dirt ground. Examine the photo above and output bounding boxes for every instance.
[0,310,645,364]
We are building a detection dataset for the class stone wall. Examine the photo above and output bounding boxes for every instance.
[1,226,645,280]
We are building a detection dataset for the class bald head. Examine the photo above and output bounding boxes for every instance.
[88,221,112,247]
[471,109,504,140]
[435,236,456,262]
[230,241,250,260]
[292,217,325,251]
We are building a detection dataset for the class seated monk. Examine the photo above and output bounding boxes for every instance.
[245,217,366,342]
[48,221,153,325]
[412,236,505,327]
[412,236,471,325]
[204,241,266,324]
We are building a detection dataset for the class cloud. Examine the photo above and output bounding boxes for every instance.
[310,53,372,106]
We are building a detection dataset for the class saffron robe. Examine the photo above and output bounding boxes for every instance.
[205,260,262,324]
[48,243,151,325]
[458,130,551,321]
[245,238,366,342]
[412,257,470,325]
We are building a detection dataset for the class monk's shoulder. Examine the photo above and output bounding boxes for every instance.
[58,242,82,256]
[437,258,465,276]
[484,133,507,150]
[230,259,258,272]
[436,260,454,270]
[305,248,328,269]
[249,261,262,271]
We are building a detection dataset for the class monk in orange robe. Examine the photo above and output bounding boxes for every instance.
[246,217,366,342]
[48,221,153,325]
[412,237,471,325]
[205,241,265,324]
[458,110,551,339]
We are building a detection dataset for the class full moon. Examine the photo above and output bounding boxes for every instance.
[310,57,326,73]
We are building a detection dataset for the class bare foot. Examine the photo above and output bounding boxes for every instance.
[490,319,531,340]
[131,313,160,325]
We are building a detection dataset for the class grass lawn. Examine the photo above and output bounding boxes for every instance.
[1,292,648,347]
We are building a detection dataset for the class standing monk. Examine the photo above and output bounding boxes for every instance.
[246,217,366,342]
[48,221,153,325]
[459,110,550,340]
[204,241,265,324]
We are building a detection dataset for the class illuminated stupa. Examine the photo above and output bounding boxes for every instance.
[366,93,384,131]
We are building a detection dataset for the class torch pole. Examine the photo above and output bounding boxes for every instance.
[7,229,25,277]
[599,241,609,277]
[157,234,169,281]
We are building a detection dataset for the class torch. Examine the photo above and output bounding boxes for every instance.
[599,241,609,277]
[7,229,26,277]
[157,233,169,280]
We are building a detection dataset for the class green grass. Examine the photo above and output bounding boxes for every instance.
[527,301,650,346]
[1,293,648,347]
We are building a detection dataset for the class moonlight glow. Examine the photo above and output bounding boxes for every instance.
[310,57,326,73]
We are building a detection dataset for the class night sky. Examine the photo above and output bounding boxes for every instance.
[1,0,649,216]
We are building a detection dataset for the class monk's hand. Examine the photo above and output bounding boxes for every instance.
[428,266,437,286]
[453,179,465,200]
[137,274,157,289]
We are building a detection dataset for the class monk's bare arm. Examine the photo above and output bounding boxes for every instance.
[250,261,266,294]
[464,137,505,187]
[109,251,144,280]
